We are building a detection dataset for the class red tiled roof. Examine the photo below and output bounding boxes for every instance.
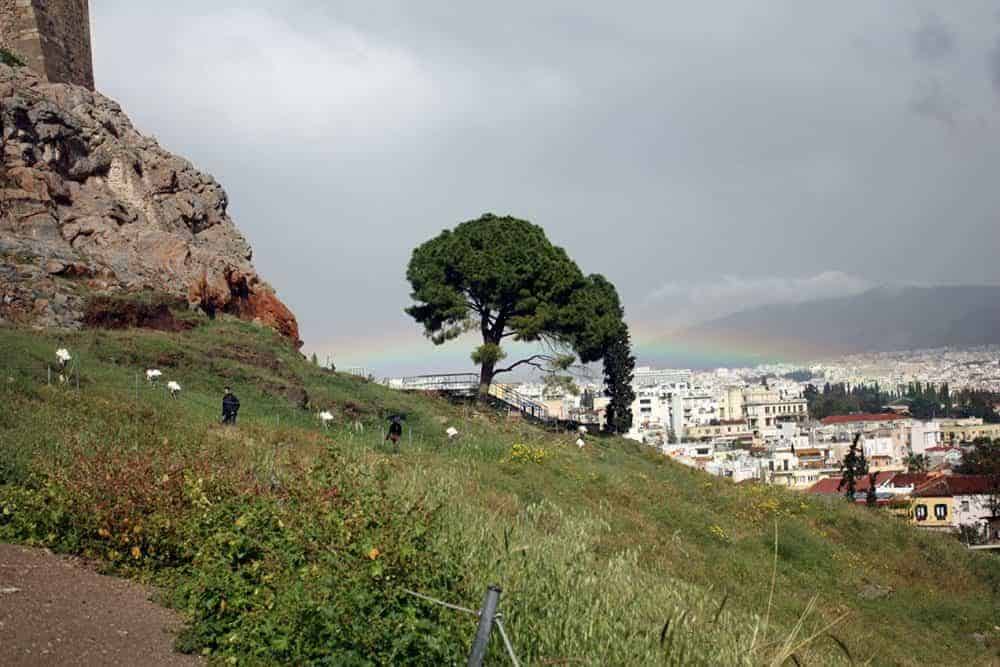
[924,446,960,453]
[820,413,902,425]
[888,473,932,488]
[913,475,996,497]
[805,471,896,495]
[805,478,843,494]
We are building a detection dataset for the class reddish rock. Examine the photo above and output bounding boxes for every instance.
[0,63,300,344]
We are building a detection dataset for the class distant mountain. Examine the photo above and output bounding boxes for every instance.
[674,285,1000,361]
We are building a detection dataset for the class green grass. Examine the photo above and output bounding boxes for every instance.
[0,313,998,665]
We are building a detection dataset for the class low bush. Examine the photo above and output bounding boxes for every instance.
[0,49,24,68]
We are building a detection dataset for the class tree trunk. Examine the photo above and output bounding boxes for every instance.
[478,360,495,402]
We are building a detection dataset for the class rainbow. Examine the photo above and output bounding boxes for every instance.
[632,321,845,369]
[303,319,845,376]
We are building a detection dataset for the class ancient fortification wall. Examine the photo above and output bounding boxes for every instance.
[0,0,94,89]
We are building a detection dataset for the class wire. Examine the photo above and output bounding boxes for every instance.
[494,616,521,667]
[402,589,478,617]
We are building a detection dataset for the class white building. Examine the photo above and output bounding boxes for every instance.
[910,421,943,455]
[634,367,692,388]
[743,385,808,433]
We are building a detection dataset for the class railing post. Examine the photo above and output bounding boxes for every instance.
[468,585,502,667]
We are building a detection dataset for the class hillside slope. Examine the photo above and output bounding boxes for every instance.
[0,311,998,665]
[678,285,1000,360]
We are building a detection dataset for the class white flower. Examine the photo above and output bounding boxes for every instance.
[167,381,182,394]
[446,427,459,439]
[576,438,585,449]
[146,369,162,382]
[318,411,334,422]
[55,348,71,363]
[578,425,588,435]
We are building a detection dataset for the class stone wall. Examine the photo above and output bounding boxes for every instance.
[0,0,93,89]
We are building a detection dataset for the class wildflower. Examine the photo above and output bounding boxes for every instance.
[98,527,110,538]
[130,546,141,559]
[367,547,380,560]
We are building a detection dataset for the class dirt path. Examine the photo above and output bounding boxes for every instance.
[0,543,200,666]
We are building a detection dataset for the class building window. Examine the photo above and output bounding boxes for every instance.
[960,500,970,512]
[914,504,928,521]
[934,504,948,520]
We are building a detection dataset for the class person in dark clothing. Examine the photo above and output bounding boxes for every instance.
[222,386,240,425]
[386,416,403,448]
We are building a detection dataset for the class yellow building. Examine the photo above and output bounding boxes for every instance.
[910,495,954,530]
[686,420,752,442]
[939,420,1000,443]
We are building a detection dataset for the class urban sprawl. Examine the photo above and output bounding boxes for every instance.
[410,345,1000,543]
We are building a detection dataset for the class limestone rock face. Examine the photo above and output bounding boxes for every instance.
[0,64,300,345]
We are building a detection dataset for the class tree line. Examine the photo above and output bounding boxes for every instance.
[805,381,1000,423]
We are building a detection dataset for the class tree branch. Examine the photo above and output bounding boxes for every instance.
[494,354,552,375]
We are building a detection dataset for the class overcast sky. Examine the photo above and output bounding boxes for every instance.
[91,2,1000,374]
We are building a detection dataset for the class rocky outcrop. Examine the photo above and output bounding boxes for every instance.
[0,63,300,345]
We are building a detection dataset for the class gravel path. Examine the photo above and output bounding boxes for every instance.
[0,543,200,666]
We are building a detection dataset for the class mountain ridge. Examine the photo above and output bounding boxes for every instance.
[664,285,1000,364]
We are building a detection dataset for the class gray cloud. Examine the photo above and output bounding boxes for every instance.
[989,37,1000,94]
[909,78,961,126]
[910,13,956,63]
[88,2,1000,374]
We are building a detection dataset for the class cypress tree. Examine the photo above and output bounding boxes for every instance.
[838,433,869,502]
[602,326,636,434]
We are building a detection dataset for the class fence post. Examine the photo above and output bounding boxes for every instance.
[467,585,502,667]
[47,366,51,386]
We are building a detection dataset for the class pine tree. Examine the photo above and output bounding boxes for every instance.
[602,326,636,434]
[837,433,869,502]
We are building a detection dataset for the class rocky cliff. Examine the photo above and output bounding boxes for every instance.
[0,63,300,345]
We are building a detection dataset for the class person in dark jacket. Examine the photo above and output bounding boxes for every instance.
[386,416,403,449]
[222,386,240,425]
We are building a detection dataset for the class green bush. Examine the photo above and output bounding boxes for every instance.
[0,48,25,68]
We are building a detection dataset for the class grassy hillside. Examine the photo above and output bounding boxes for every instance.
[0,309,997,665]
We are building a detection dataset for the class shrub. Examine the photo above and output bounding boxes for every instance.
[504,442,547,465]
[0,49,24,68]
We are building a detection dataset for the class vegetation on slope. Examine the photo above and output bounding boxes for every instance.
[0,308,997,665]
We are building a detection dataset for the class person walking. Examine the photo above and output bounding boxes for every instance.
[222,386,240,425]
[386,415,403,450]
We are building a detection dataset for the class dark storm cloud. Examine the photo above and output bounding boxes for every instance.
[88,2,1000,373]
[910,13,956,63]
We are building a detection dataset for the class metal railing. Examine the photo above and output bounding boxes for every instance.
[397,373,479,392]
[488,383,552,422]
[394,374,553,422]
